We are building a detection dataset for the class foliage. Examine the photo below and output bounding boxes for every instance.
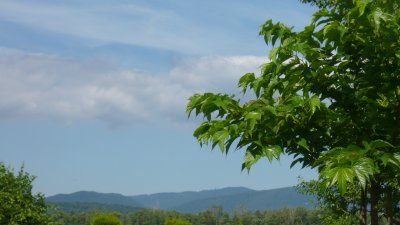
[51,207,321,225]
[298,178,400,224]
[164,218,192,225]
[297,179,359,214]
[0,161,53,225]
[187,0,400,190]
[50,210,91,225]
[49,201,142,214]
[297,179,360,224]
[298,0,334,8]
[187,0,400,224]
[317,213,358,225]
[91,213,122,225]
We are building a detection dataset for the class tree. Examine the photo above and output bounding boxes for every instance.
[298,0,335,8]
[187,0,400,225]
[91,213,122,225]
[0,162,53,225]
[164,218,192,225]
[297,179,360,224]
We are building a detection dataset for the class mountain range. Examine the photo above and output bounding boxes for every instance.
[46,186,315,213]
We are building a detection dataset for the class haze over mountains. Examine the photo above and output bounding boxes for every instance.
[47,187,314,213]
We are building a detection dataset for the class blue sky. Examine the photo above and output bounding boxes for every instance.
[0,0,318,196]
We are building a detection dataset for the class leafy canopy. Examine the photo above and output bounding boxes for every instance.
[0,162,53,225]
[298,0,335,8]
[164,218,193,225]
[187,0,400,194]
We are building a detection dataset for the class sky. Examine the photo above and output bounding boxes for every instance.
[0,0,318,197]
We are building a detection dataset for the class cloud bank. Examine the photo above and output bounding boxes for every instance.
[0,49,265,126]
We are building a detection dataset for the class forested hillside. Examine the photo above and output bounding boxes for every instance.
[47,187,314,214]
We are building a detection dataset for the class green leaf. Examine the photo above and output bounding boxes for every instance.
[379,153,400,169]
[186,94,201,117]
[396,52,400,60]
[309,95,322,115]
[238,73,255,94]
[244,111,262,131]
[193,123,210,138]
[376,94,389,108]
[288,95,304,107]
[369,7,387,32]
[260,19,274,45]
[262,145,283,162]
[266,105,278,115]
[322,22,345,44]
[212,130,230,152]
[311,8,330,24]
[242,151,262,171]
[353,158,374,189]
[356,0,369,16]
[369,140,394,149]
[269,48,279,61]
[244,111,262,121]
[322,167,355,194]
[298,138,310,151]
[394,154,400,162]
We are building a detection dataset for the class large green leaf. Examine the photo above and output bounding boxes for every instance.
[369,139,394,149]
[321,167,355,194]
[380,153,400,169]
[353,158,374,189]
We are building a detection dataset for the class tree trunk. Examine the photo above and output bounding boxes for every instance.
[386,186,393,225]
[359,188,367,225]
[371,178,380,225]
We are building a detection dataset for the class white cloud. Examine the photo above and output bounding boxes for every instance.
[171,56,265,93]
[0,49,265,126]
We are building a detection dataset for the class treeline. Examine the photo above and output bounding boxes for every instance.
[49,202,143,214]
[50,206,321,225]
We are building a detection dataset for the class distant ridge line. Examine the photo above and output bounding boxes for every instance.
[46,186,314,213]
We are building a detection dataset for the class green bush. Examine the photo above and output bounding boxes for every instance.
[0,162,53,225]
[164,218,192,225]
[91,213,122,225]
